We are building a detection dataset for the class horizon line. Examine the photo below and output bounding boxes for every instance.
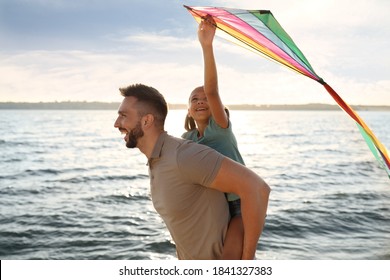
[0,101,389,106]
[0,101,389,111]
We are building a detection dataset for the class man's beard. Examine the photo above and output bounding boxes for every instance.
[126,121,144,148]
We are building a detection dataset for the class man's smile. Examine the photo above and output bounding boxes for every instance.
[118,128,129,141]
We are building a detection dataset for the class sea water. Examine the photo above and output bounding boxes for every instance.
[0,109,389,260]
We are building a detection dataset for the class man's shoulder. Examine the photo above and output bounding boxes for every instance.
[163,133,222,159]
[161,133,195,156]
[164,133,189,147]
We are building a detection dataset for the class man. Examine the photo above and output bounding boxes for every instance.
[114,83,270,260]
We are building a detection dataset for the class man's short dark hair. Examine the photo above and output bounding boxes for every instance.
[119,84,168,127]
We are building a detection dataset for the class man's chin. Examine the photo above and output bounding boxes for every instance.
[126,140,137,149]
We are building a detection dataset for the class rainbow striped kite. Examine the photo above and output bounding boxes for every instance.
[184,5,390,178]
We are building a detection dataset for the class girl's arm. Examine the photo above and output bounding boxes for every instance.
[199,16,229,128]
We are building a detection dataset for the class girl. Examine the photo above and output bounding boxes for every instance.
[182,16,245,259]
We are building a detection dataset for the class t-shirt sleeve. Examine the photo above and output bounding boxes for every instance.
[208,116,232,132]
[181,130,196,141]
[176,141,224,187]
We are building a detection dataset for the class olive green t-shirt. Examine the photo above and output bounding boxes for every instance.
[148,132,229,260]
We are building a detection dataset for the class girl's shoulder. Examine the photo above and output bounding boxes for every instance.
[208,116,232,131]
[182,129,198,140]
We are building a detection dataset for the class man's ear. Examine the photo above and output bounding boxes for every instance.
[142,114,155,128]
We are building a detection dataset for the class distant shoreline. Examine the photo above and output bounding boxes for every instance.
[0,102,389,111]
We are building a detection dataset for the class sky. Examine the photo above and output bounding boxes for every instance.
[0,0,389,105]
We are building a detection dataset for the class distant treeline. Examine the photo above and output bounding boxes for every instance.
[0,102,389,111]
[0,101,120,110]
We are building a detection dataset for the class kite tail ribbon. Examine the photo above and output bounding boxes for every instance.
[321,82,390,177]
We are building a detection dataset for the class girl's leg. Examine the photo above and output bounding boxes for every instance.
[221,215,244,259]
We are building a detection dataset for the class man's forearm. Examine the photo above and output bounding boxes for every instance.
[241,185,270,259]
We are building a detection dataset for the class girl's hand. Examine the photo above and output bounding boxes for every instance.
[198,15,216,47]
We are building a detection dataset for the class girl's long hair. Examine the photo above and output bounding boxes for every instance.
[184,107,230,131]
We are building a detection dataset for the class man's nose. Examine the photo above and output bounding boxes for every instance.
[114,117,119,128]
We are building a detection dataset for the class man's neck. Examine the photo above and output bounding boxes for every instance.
[138,130,165,159]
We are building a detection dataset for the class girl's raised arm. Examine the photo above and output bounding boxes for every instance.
[198,16,229,128]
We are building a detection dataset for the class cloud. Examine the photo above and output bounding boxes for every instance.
[121,33,196,52]
[0,48,201,103]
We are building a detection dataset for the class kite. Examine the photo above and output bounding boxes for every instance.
[184,5,390,178]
